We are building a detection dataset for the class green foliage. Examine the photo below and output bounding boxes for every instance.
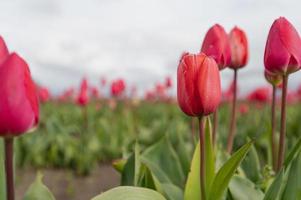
[23,172,55,200]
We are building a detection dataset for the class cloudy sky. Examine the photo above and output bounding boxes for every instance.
[0,0,301,96]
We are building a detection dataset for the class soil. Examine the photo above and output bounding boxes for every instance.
[15,164,120,200]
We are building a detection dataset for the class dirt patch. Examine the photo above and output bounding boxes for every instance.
[15,164,120,200]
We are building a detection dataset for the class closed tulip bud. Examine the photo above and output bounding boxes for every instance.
[264,70,282,86]
[264,17,301,75]
[0,53,39,136]
[229,27,249,69]
[0,36,9,64]
[177,53,221,116]
[201,24,231,70]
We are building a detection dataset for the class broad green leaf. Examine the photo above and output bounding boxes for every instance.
[23,172,55,200]
[208,141,253,200]
[284,136,301,168]
[91,186,167,200]
[0,140,5,200]
[282,152,301,199]
[161,183,183,200]
[263,169,286,200]
[137,164,157,190]
[241,143,261,183]
[184,117,215,200]
[184,142,200,200]
[121,142,141,186]
[229,175,264,200]
[141,137,185,187]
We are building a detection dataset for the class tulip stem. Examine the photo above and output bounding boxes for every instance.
[198,116,206,200]
[212,110,218,146]
[4,137,14,200]
[191,118,196,144]
[271,85,277,171]
[227,69,238,154]
[277,75,288,171]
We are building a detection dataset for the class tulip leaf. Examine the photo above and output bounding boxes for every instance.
[141,137,185,187]
[263,169,286,200]
[208,141,253,200]
[241,142,261,183]
[91,186,167,200]
[23,172,55,200]
[161,183,183,200]
[281,151,301,200]
[228,175,264,200]
[184,117,215,200]
[284,136,301,168]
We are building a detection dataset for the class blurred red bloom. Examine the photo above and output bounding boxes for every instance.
[247,87,271,103]
[111,79,126,97]
[77,78,89,106]
[165,76,173,88]
[239,103,249,115]
[38,87,51,103]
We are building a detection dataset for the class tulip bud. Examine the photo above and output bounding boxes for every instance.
[229,26,249,69]
[177,53,221,116]
[264,17,301,75]
[201,24,231,70]
[0,36,9,64]
[264,70,282,86]
[0,53,39,136]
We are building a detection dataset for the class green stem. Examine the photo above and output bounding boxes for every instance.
[4,137,14,200]
[227,69,238,154]
[277,75,288,171]
[198,117,206,200]
[271,85,277,171]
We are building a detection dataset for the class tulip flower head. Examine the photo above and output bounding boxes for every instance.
[77,78,89,106]
[111,79,126,97]
[264,17,301,75]
[247,87,271,103]
[165,76,173,88]
[38,87,50,103]
[201,24,231,70]
[264,70,282,86]
[0,53,39,136]
[229,26,249,69]
[177,52,221,116]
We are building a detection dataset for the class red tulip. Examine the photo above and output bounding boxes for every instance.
[264,70,282,86]
[111,79,126,97]
[0,53,39,136]
[38,87,50,103]
[247,87,271,103]
[228,26,249,69]
[177,52,221,116]
[222,80,239,102]
[165,76,173,88]
[77,78,89,106]
[239,103,249,115]
[0,36,9,64]
[90,86,100,99]
[264,17,301,75]
[201,24,231,70]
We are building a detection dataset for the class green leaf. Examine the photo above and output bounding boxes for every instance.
[241,143,261,183]
[0,140,5,200]
[141,137,185,187]
[282,152,301,199]
[121,142,141,186]
[263,170,286,200]
[284,136,301,168]
[229,175,264,200]
[23,172,55,200]
[208,141,253,200]
[184,117,215,200]
[184,142,200,200]
[161,183,183,200]
[91,186,167,200]
[112,159,127,173]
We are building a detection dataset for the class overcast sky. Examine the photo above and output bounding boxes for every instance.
[0,0,301,96]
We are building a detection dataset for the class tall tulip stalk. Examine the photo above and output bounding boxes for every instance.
[264,70,282,170]
[201,24,231,146]
[177,53,221,200]
[0,43,39,200]
[77,78,90,129]
[226,27,249,153]
[264,17,301,171]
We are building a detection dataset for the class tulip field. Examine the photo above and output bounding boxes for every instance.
[2,15,301,200]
